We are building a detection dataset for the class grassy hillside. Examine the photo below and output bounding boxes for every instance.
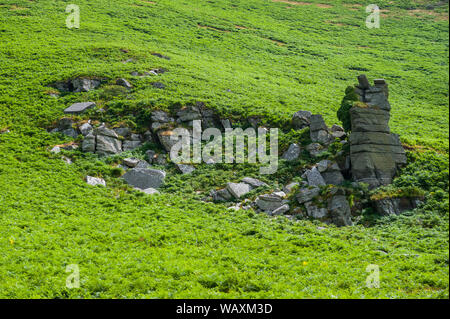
[0,0,448,298]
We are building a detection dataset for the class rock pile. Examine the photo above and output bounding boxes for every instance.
[49,74,416,226]
[349,75,406,188]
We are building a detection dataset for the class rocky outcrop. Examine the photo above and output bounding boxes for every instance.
[349,75,406,189]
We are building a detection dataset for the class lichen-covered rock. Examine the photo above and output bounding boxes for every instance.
[306,143,326,158]
[282,143,301,161]
[211,188,233,202]
[79,122,93,136]
[241,177,268,188]
[328,195,353,226]
[373,197,421,216]
[304,202,328,219]
[317,160,345,185]
[304,167,326,187]
[310,114,332,144]
[292,110,312,130]
[123,158,140,168]
[82,132,96,153]
[296,187,320,204]
[157,130,178,152]
[122,140,142,151]
[255,192,286,213]
[72,78,102,92]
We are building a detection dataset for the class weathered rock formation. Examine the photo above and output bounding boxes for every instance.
[349,75,406,189]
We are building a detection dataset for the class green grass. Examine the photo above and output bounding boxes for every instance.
[0,0,448,298]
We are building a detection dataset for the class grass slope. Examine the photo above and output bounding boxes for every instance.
[0,0,448,298]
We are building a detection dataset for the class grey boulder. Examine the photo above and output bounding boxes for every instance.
[292,110,312,130]
[122,168,166,189]
[282,144,301,161]
[226,182,252,199]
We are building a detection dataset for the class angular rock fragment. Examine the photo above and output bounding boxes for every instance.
[226,182,252,199]
[241,177,268,188]
[296,187,320,204]
[328,195,353,226]
[304,167,326,187]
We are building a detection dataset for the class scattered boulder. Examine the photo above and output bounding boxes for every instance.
[122,168,166,189]
[51,78,102,93]
[96,126,122,156]
[157,130,178,152]
[146,150,156,163]
[255,192,286,213]
[177,105,202,123]
[151,52,170,60]
[135,160,151,169]
[211,188,233,202]
[86,176,106,187]
[152,82,165,89]
[64,102,96,115]
[61,128,78,138]
[50,146,61,154]
[226,182,252,199]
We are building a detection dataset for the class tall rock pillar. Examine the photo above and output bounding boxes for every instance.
[349,75,407,189]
